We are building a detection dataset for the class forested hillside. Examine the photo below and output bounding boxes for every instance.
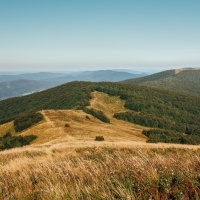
[123,68,200,96]
[0,81,199,143]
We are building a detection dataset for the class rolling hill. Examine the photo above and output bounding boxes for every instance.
[122,68,200,96]
[0,81,199,145]
[0,91,146,145]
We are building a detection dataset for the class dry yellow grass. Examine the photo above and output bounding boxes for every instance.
[0,146,199,199]
[88,91,129,117]
[28,108,146,145]
[0,121,15,136]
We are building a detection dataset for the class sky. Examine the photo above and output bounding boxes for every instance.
[0,0,200,72]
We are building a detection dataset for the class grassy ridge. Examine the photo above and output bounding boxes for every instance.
[0,81,199,143]
[0,147,199,199]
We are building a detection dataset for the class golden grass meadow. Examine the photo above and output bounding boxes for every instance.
[0,146,199,199]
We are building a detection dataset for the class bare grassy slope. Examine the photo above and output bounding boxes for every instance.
[88,91,129,117]
[22,91,147,144]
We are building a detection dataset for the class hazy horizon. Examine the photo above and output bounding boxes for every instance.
[0,68,160,74]
[0,0,200,72]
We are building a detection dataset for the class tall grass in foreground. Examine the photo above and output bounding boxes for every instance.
[0,147,199,199]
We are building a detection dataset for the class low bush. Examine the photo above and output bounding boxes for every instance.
[95,136,105,141]
[65,123,70,127]
[0,132,37,150]
[86,115,90,120]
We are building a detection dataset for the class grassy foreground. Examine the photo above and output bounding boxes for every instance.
[0,146,199,199]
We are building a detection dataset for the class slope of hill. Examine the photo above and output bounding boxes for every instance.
[1,90,198,146]
[0,81,199,145]
[122,68,200,96]
[0,93,146,145]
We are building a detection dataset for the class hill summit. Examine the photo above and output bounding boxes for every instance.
[175,68,200,74]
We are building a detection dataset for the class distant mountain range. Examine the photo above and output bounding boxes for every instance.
[0,70,146,99]
[123,68,200,96]
[0,79,49,99]
[0,72,65,83]
[1,68,199,100]
[43,70,146,84]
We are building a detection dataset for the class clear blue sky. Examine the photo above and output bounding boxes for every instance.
[0,0,200,72]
